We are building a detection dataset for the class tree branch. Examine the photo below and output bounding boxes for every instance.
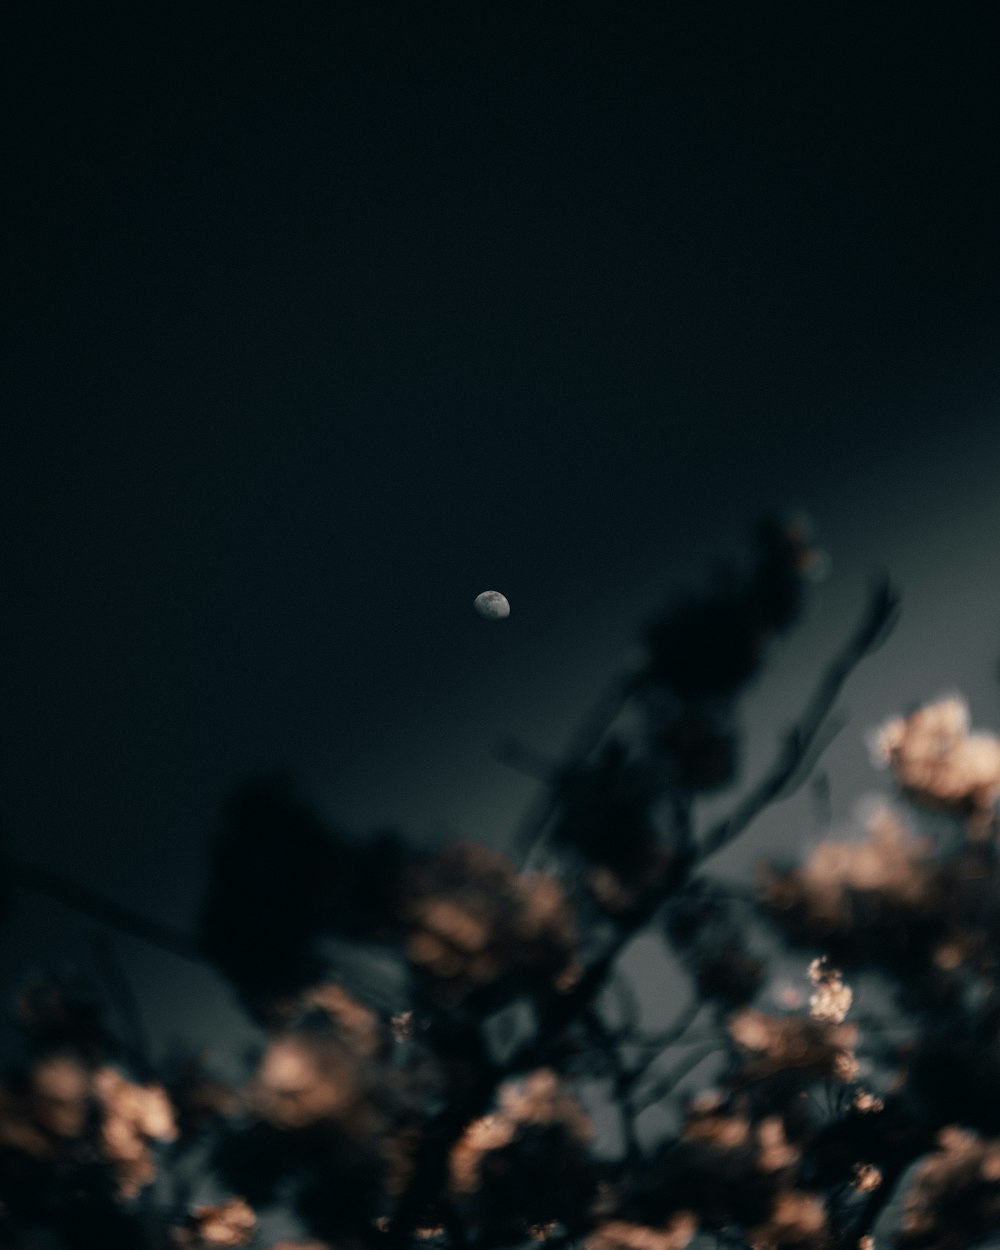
[494,738,559,784]
[515,669,641,867]
[582,1008,642,1164]
[9,858,404,1018]
[633,1042,724,1114]
[696,574,900,865]
[91,932,155,1078]
[621,1000,704,1091]
[10,857,204,963]
[9,575,900,1250]
[508,578,898,1082]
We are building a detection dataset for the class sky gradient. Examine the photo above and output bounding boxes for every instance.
[3,3,1000,1061]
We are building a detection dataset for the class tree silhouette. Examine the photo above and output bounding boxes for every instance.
[4,518,1000,1250]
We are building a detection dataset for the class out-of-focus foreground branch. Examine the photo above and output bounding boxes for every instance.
[7,520,1000,1250]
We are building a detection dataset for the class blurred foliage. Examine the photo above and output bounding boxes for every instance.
[4,516,1000,1250]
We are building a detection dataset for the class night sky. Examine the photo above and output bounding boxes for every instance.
[3,4,1000,1055]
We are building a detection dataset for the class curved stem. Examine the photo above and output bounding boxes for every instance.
[9,857,204,962]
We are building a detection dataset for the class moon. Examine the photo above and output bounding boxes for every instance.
[474,590,510,620]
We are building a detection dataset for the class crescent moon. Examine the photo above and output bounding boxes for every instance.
[474,590,510,620]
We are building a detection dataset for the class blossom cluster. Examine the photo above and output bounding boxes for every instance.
[0,1052,178,1200]
[402,843,581,1004]
[871,697,1000,833]
[447,1069,597,1242]
[7,527,1000,1250]
[898,1126,1000,1249]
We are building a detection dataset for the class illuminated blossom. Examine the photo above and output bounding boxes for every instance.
[680,1100,799,1180]
[758,806,933,931]
[852,1090,884,1114]
[28,1056,90,1139]
[449,1069,593,1194]
[0,1055,173,1180]
[585,1213,699,1250]
[250,1033,366,1132]
[448,1069,595,1236]
[173,1198,257,1248]
[898,1126,1000,1249]
[403,844,579,1003]
[496,1068,593,1135]
[746,1190,828,1249]
[756,1117,800,1173]
[807,958,852,1025]
[851,1163,881,1193]
[728,1009,859,1085]
[391,1011,415,1043]
[871,697,1000,832]
[681,1110,751,1151]
[93,1066,178,1198]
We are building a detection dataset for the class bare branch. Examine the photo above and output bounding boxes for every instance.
[10,857,402,1019]
[512,579,899,1080]
[696,574,900,865]
[494,738,560,783]
[622,1000,704,1090]
[515,669,641,867]
[633,1042,724,1113]
[582,1008,641,1164]
[609,970,642,1036]
[846,1155,913,1246]
[91,932,154,1078]
[10,857,204,963]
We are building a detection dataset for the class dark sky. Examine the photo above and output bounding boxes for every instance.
[3,3,1000,1054]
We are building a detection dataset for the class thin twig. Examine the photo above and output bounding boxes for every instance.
[696,574,900,865]
[91,932,154,1078]
[847,1155,912,1245]
[609,970,642,1036]
[10,857,402,1019]
[510,580,899,1080]
[622,1000,703,1090]
[811,770,833,833]
[582,1008,642,1164]
[10,858,204,962]
[494,739,559,783]
[634,1042,723,1113]
[515,669,641,867]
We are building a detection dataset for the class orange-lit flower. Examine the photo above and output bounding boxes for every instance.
[585,1213,698,1250]
[872,698,1000,832]
[251,1034,363,1132]
[173,1198,257,1248]
[728,1008,858,1085]
[899,1126,1000,1248]
[807,958,852,1025]
[93,1066,178,1198]
[403,844,579,1003]
[28,1056,90,1139]
[746,1189,827,1249]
